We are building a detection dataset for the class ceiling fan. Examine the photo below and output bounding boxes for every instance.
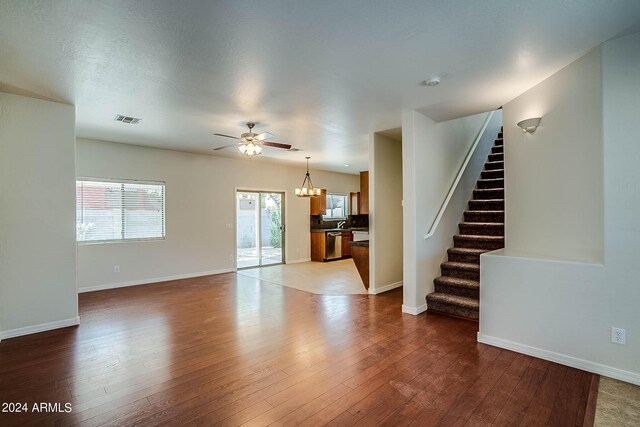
[213,122,294,157]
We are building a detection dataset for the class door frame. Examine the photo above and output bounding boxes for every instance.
[234,188,287,270]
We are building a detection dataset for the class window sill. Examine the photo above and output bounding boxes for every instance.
[77,237,166,246]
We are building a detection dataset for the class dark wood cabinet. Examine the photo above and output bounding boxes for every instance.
[310,189,327,215]
[311,230,353,261]
[341,230,352,257]
[359,171,369,215]
[311,232,325,261]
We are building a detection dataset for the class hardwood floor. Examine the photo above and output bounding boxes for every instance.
[0,273,596,426]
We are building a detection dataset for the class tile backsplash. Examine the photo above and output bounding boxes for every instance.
[310,214,369,230]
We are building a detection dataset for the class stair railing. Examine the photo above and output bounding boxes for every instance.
[424,110,496,239]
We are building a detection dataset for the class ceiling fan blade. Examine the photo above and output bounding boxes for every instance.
[213,144,237,151]
[254,132,275,141]
[213,133,240,140]
[262,141,292,150]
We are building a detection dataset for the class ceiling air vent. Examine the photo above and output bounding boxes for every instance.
[114,115,141,124]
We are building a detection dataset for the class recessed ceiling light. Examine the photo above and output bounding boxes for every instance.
[344,164,350,167]
[424,77,441,86]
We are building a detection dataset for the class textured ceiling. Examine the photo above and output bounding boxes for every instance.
[1,1,639,173]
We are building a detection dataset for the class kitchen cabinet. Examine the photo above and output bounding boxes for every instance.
[311,232,325,261]
[310,189,327,215]
[341,230,353,257]
[359,171,369,215]
[311,230,353,261]
[350,192,360,215]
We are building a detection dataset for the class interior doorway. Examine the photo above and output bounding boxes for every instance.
[236,190,285,269]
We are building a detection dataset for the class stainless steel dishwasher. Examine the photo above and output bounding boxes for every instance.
[325,232,342,260]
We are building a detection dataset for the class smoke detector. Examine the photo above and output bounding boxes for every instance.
[424,77,441,86]
[114,115,141,124]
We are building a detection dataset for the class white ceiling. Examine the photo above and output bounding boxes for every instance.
[1,1,639,174]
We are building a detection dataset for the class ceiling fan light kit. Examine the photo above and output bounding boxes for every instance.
[212,122,291,157]
[238,142,262,157]
[295,157,322,197]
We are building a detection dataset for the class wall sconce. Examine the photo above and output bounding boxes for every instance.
[517,117,541,133]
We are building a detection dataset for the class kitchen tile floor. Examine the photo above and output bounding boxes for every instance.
[595,376,640,426]
[237,259,367,295]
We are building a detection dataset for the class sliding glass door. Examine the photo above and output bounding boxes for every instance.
[236,191,285,269]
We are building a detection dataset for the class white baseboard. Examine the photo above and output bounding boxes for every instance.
[402,303,427,315]
[0,316,80,341]
[78,268,236,293]
[369,281,403,295]
[478,333,640,386]
[286,258,311,264]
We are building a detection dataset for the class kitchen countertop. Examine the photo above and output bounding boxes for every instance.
[310,228,369,233]
[349,240,369,247]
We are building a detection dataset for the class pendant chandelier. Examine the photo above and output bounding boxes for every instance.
[295,157,322,197]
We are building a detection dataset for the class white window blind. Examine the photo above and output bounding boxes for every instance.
[76,179,165,243]
[323,194,348,219]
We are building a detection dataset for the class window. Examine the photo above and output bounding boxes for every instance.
[323,194,348,219]
[76,179,165,243]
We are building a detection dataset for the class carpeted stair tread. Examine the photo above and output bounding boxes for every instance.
[447,247,491,263]
[473,188,504,199]
[458,222,505,228]
[480,169,504,179]
[454,234,504,241]
[464,210,505,223]
[477,178,504,189]
[441,261,479,271]
[468,199,505,211]
[484,160,504,170]
[434,276,479,290]
[488,153,503,162]
[427,293,479,310]
[458,222,504,237]
[448,247,490,256]
[454,234,504,250]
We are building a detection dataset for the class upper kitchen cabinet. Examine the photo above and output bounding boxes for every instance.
[310,189,327,215]
[359,171,369,215]
[349,172,369,215]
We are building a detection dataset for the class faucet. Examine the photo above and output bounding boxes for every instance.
[337,220,346,229]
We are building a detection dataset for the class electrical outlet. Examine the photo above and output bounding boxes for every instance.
[611,327,626,345]
[114,265,120,273]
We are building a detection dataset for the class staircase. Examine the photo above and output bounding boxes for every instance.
[426,128,505,320]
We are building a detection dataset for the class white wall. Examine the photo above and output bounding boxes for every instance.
[76,138,359,291]
[402,109,499,313]
[480,33,640,385]
[503,48,604,263]
[0,92,78,339]
[369,132,403,294]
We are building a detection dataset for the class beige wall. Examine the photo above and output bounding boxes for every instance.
[76,138,359,291]
[0,92,78,338]
[480,33,640,385]
[369,133,403,293]
[503,48,604,263]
